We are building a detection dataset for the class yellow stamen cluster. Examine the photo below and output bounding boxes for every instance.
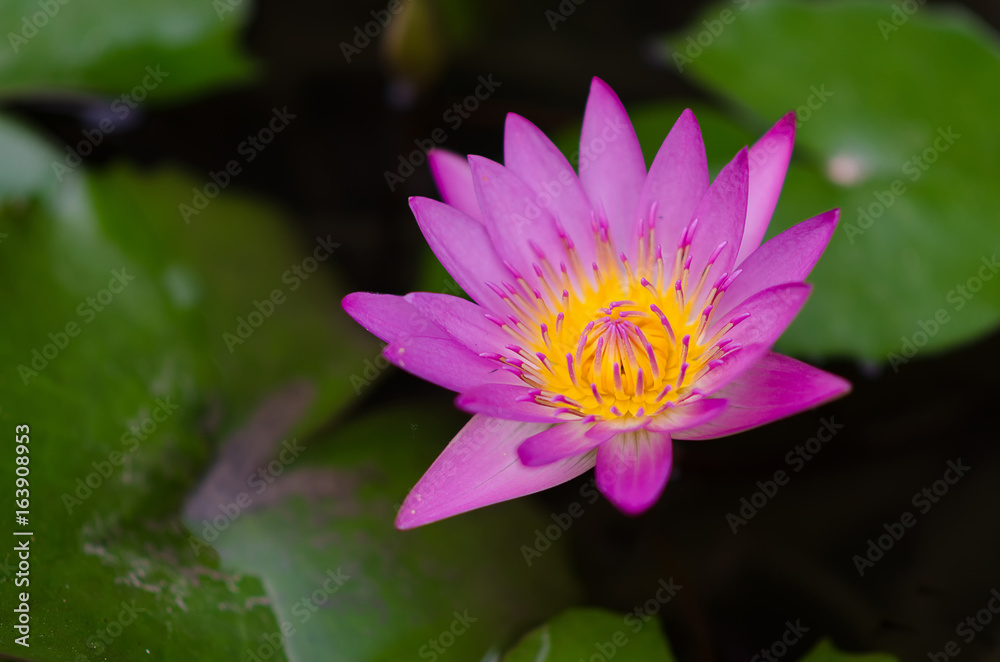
[485,212,744,421]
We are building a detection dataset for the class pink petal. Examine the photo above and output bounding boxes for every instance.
[409,196,509,311]
[468,155,569,286]
[714,209,839,323]
[396,415,596,529]
[428,149,483,222]
[646,397,728,433]
[341,292,450,344]
[455,384,565,423]
[578,78,646,253]
[698,283,812,396]
[736,112,796,265]
[504,113,597,266]
[518,420,614,467]
[384,336,516,393]
[595,429,673,516]
[585,417,648,437]
[677,352,851,440]
[404,292,509,355]
[636,109,710,258]
[683,148,749,303]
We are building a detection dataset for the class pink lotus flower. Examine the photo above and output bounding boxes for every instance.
[344,78,850,529]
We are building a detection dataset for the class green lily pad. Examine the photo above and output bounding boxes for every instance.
[0,176,277,660]
[667,0,1000,360]
[502,608,676,662]
[83,164,379,438]
[0,0,252,100]
[0,144,372,658]
[197,403,583,662]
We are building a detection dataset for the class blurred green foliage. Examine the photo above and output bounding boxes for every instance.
[0,0,252,99]
[661,0,1000,360]
[208,404,582,661]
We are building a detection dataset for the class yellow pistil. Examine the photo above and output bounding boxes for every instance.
[490,211,742,421]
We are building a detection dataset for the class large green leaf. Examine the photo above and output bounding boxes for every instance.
[0,0,252,100]
[194,403,583,661]
[0,176,277,660]
[84,164,378,438]
[0,152,372,658]
[667,0,1000,360]
[502,608,676,662]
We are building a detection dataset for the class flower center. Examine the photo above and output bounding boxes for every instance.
[484,208,746,421]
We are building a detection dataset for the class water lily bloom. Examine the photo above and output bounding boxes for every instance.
[343,78,850,529]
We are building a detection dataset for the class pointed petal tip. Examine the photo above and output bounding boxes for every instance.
[732,146,750,170]
[675,355,853,440]
[781,361,853,407]
[736,113,798,262]
[679,107,702,128]
[340,291,360,311]
[426,149,485,222]
[466,153,491,173]
[341,290,391,324]
[503,112,556,158]
[340,292,367,326]
[579,77,645,250]
[809,208,841,236]
[393,416,596,529]
[673,108,705,144]
[829,371,853,397]
[504,111,529,128]
[761,112,796,143]
[584,76,630,119]
[393,474,472,531]
[341,290,377,322]
[408,194,481,226]
[589,76,614,95]
[394,509,417,530]
[394,502,430,530]
[721,145,750,177]
[407,195,429,213]
[394,496,442,529]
